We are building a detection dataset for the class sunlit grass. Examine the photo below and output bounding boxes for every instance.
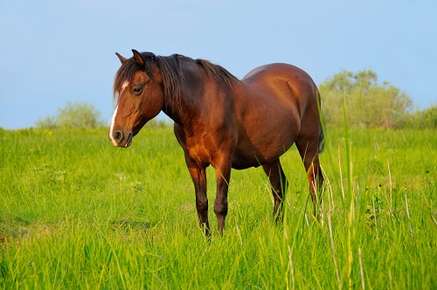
[0,127,436,289]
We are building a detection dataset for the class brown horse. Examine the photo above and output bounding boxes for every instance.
[110,50,324,235]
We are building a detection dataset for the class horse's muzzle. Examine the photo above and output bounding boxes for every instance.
[111,130,133,148]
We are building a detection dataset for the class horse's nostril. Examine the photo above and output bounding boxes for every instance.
[113,130,123,142]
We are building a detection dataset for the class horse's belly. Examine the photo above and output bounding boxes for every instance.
[231,133,295,169]
[231,144,294,169]
[231,153,263,169]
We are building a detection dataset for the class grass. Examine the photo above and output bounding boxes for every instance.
[0,126,436,289]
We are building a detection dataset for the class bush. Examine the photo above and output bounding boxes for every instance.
[401,106,437,129]
[146,118,170,128]
[320,70,412,128]
[35,116,57,129]
[36,102,103,129]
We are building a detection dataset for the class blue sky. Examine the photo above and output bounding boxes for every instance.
[1,0,436,128]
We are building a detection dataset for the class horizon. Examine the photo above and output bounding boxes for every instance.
[1,0,436,129]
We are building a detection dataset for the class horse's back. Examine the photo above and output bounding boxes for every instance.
[243,63,313,81]
[243,63,318,109]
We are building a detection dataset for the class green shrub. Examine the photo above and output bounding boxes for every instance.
[146,118,170,128]
[320,70,412,128]
[36,102,104,129]
[402,106,437,129]
[35,116,57,129]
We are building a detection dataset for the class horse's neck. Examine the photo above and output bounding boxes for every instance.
[162,91,205,128]
[161,63,240,129]
[162,98,183,125]
[161,68,214,127]
[161,85,196,126]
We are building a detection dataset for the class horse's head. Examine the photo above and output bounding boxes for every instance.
[109,50,164,147]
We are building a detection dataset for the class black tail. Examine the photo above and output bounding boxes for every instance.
[318,127,325,153]
[317,89,325,153]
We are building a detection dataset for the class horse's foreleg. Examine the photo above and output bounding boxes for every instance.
[212,153,232,235]
[262,160,288,223]
[185,154,210,236]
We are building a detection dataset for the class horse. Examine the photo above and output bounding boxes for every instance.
[110,49,324,235]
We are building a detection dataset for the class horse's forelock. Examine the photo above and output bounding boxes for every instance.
[113,59,142,100]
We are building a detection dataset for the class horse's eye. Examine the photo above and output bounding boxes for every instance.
[132,85,143,95]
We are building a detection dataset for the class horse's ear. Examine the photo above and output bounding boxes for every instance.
[132,49,145,66]
[115,52,127,64]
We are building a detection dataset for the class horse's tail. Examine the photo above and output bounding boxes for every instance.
[317,88,325,153]
[318,126,325,153]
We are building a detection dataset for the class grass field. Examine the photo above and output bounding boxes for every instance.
[0,126,436,289]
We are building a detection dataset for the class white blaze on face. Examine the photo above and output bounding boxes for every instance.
[109,105,119,146]
[121,81,129,93]
[109,81,129,145]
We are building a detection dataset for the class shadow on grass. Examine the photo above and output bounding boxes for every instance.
[111,219,155,232]
[0,216,32,242]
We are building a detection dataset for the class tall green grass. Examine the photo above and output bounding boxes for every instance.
[0,126,436,289]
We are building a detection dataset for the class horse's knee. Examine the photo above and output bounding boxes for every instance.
[196,199,208,213]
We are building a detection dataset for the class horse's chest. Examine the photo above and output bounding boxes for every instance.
[187,144,210,164]
[185,135,215,164]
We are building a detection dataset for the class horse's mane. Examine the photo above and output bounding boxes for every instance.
[113,53,238,103]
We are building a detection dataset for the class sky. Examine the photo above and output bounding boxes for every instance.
[0,0,436,128]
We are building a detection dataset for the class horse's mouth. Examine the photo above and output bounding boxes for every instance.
[123,132,133,148]
[114,121,143,148]
[111,131,133,148]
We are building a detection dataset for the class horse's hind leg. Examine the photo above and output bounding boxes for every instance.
[296,137,324,217]
[262,159,288,223]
